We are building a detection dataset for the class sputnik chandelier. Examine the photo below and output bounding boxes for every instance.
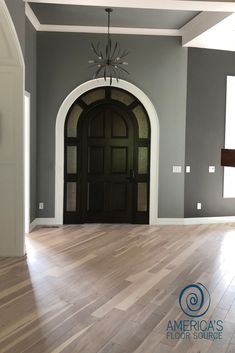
[89,8,129,85]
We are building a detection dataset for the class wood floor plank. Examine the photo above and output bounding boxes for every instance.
[0,223,235,352]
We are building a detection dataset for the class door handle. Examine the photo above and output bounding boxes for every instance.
[126,169,135,181]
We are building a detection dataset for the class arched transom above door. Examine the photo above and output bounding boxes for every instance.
[64,86,151,224]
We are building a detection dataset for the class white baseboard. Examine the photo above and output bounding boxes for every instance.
[29,216,235,231]
[29,218,58,232]
[157,216,235,225]
[35,218,58,225]
[29,219,38,232]
[156,218,185,225]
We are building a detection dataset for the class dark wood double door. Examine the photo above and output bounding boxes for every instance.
[80,103,134,223]
[64,87,150,224]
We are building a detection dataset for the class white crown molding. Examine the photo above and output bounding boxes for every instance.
[24,0,235,12]
[25,3,41,30]
[39,25,181,36]
[25,2,235,50]
[25,4,181,36]
[25,2,182,35]
[24,0,233,45]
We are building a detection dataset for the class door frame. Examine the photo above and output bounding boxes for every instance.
[55,79,159,225]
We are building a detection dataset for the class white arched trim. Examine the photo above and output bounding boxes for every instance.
[55,78,159,225]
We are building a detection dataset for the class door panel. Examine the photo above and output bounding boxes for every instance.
[87,182,104,212]
[89,112,105,138]
[88,146,105,174]
[110,183,127,211]
[111,147,128,174]
[111,113,128,137]
[82,104,134,223]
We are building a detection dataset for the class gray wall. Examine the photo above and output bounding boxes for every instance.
[5,0,25,56]
[25,18,37,222]
[37,33,188,219]
[185,48,235,217]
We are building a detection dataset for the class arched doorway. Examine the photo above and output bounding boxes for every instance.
[55,79,159,225]
[64,87,150,224]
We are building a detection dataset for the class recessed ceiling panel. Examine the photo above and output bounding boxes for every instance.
[30,4,199,29]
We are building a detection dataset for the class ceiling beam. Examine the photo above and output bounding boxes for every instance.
[25,3,40,30]
[37,25,180,35]
[181,11,232,46]
[24,0,235,12]
[181,12,235,51]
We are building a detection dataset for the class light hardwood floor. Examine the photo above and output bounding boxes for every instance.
[1,223,235,353]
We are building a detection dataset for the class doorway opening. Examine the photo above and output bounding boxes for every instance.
[64,87,150,224]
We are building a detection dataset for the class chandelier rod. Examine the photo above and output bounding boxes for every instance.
[105,9,112,46]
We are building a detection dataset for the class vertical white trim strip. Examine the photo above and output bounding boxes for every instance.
[24,92,31,234]
[223,76,235,198]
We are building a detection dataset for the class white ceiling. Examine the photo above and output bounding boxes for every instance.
[24,0,235,51]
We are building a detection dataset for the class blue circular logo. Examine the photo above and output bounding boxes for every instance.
[179,283,211,318]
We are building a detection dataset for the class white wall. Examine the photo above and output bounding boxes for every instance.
[0,1,25,256]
